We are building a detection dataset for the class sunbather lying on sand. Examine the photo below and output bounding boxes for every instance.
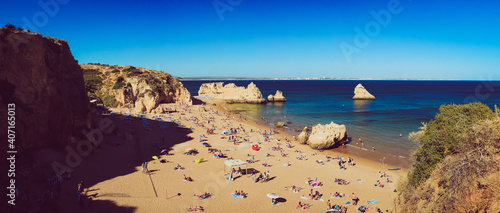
[194,192,212,199]
[183,174,193,182]
[375,180,385,188]
[285,185,303,193]
[334,178,350,185]
[358,205,372,212]
[330,192,345,198]
[186,206,204,212]
[297,201,311,209]
[174,164,184,171]
[233,190,247,198]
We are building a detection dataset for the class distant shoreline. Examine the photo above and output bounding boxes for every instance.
[180,78,460,81]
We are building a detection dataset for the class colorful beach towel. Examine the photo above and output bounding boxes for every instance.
[231,193,244,198]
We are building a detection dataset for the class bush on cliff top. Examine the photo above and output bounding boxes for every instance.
[82,68,103,87]
[408,102,496,186]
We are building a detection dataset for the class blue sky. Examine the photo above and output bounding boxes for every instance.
[2,0,500,79]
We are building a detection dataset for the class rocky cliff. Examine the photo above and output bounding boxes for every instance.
[198,82,266,103]
[352,83,375,100]
[0,25,90,150]
[305,122,348,149]
[80,63,192,113]
[268,90,287,102]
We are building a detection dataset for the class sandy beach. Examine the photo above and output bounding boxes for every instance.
[55,100,407,213]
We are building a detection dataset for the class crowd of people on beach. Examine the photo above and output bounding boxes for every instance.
[93,102,396,213]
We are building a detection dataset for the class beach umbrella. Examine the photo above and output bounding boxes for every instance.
[267,193,279,199]
[152,156,159,160]
[202,142,209,146]
[198,136,204,138]
[195,158,204,163]
[161,149,167,153]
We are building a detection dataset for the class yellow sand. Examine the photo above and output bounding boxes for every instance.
[56,100,407,213]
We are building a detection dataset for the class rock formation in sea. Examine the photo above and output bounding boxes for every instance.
[0,25,90,150]
[276,121,285,128]
[352,83,376,100]
[297,127,309,144]
[80,63,192,113]
[198,82,266,103]
[267,94,274,102]
[307,122,348,149]
[268,90,287,102]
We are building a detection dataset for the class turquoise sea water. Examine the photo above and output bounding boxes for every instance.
[181,80,500,161]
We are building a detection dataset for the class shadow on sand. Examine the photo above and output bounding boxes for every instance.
[7,111,194,213]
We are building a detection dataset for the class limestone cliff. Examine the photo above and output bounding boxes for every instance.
[268,90,287,102]
[307,122,348,149]
[198,82,266,103]
[80,64,192,113]
[352,83,375,100]
[0,25,90,150]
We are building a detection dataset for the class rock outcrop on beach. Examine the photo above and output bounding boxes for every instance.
[268,90,287,102]
[297,127,309,144]
[198,82,266,103]
[80,63,192,113]
[0,25,90,150]
[307,122,348,149]
[276,121,285,128]
[352,83,375,100]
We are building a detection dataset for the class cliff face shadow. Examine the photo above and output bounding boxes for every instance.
[18,112,193,213]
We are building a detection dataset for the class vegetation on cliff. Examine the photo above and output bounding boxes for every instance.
[395,103,500,212]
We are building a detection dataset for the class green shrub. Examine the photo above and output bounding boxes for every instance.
[122,66,142,76]
[82,69,103,87]
[101,94,118,107]
[408,102,496,186]
[113,82,126,89]
[112,77,126,89]
[111,69,120,73]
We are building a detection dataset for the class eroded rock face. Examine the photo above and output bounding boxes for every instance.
[80,64,192,113]
[352,83,375,100]
[0,28,90,150]
[297,127,309,144]
[198,82,266,103]
[307,122,347,149]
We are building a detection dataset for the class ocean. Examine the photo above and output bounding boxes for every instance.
[181,80,500,166]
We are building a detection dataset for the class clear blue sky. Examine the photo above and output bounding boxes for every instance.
[2,0,500,79]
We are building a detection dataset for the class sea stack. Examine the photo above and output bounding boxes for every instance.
[271,90,287,102]
[352,83,376,100]
[268,94,274,102]
[198,82,266,103]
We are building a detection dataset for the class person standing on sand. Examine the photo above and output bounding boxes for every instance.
[327,199,331,210]
[351,193,358,205]
[252,170,256,183]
